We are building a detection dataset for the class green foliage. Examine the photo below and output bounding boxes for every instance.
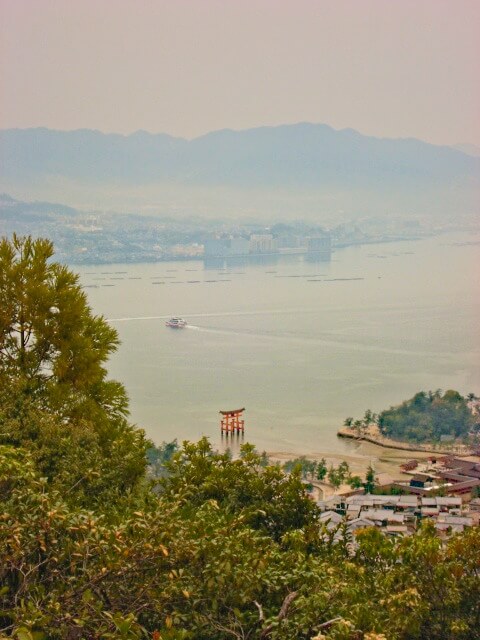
[316,458,327,481]
[0,235,127,422]
[364,464,377,494]
[348,475,363,489]
[327,465,342,489]
[1,445,479,639]
[377,389,478,443]
[161,438,318,540]
[343,409,378,438]
[147,439,179,477]
[283,458,354,489]
[283,455,317,481]
[353,419,364,436]
[0,236,148,507]
[337,461,350,480]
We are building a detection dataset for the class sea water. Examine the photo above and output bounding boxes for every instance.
[78,232,480,455]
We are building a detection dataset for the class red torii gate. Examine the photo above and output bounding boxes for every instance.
[220,407,245,434]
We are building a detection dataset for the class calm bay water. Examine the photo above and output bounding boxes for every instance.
[78,232,480,455]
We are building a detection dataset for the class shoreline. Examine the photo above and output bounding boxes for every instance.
[266,443,432,485]
[266,426,476,487]
[336,427,474,456]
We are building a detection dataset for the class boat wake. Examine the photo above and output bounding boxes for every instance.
[106,310,452,359]
[107,308,315,323]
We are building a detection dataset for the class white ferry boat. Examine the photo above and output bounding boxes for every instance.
[165,317,187,328]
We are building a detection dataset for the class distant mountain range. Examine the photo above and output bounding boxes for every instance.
[0,192,79,218]
[452,143,480,158]
[1,124,479,217]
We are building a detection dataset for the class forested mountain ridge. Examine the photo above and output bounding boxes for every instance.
[1,124,479,216]
[2,124,478,186]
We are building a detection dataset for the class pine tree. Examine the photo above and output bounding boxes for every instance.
[364,464,377,494]
[0,236,147,502]
[0,235,127,421]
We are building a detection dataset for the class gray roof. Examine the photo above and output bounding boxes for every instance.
[347,517,376,530]
[398,496,418,505]
[436,523,465,532]
[366,510,405,523]
[386,525,409,533]
[435,497,462,506]
[317,495,344,509]
[437,516,473,526]
[319,510,343,524]
[347,495,401,506]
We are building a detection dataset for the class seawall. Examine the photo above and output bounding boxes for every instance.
[337,428,474,456]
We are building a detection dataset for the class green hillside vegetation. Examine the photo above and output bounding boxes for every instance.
[377,390,479,444]
[1,237,479,640]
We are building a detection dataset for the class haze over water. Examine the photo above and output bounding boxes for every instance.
[79,232,480,455]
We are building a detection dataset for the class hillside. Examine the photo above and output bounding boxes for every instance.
[378,390,479,444]
[1,124,479,217]
[452,143,480,158]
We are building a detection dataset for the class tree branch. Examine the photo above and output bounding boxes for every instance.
[259,591,298,639]
[254,600,264,622]
[317,617,343,630]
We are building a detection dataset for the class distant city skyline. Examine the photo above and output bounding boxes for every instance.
[1,0,479,146]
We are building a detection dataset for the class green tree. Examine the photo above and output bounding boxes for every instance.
[364,464,377,494]
[349,474,363,489]
[161,438,318,540]
[283,456,317,480]
[147,439,179,476]
[363,409,373,426]
[377,389,477,443]
[353,419,363,437]
[327,466,341,489]
[337,460,350,482]
[0,236,148,505]
[305,458,317,480]
[0,235,127,422]
[316,458,327,481]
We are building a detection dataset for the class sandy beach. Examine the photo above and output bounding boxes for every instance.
[267,439,433,480]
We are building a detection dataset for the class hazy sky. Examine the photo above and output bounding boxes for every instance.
[1,0,479,145]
